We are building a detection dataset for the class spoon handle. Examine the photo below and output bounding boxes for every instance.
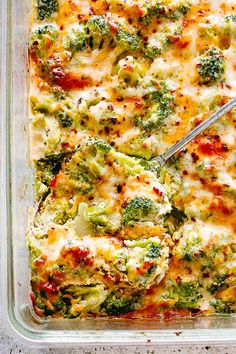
[158,96,236,166]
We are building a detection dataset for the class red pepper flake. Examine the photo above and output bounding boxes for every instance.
[107,104,114,111]
[30,292,36,305]
[122,201,128,208]
[34,256,46,267]
[176,276,182,284]
[124,64,134,72]
[108,19,119,33]
[84,257,94,266]
[221,143,229,152]
[153,186,163,196]
[50,175,58,189]
[135,97,144,109]
[191,152,199,163]
[133,4,145,17]
[62,142,70,149]
[40,281,58,294]
[198,142,216,155]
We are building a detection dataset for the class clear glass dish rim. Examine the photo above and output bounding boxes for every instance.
[1,0,236,347]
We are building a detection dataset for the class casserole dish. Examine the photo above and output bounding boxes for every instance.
[1,0,236,346]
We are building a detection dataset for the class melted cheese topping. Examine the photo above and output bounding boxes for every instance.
[28,0,236,318]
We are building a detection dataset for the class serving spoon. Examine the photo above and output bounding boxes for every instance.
[150,96,236,169]
[33,96,236,221]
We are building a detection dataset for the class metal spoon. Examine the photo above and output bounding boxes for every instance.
[150,96,236,169]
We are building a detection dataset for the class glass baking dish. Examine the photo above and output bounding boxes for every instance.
[1,0,236,347]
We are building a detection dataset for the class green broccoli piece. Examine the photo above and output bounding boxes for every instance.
[146,242,161,258]
[175,282,202,308]
[102,290,140,315]
[55,111,73,128]
[52,90,67,101]
[69,174,93,195]
[138,81,174,131]
[53,297,69,314]
[93,139,111,153]
[177,2,191,15]
[60,284,108,316]
[116,27,140,51]
[144,45,162,59]
[140,3,167,25]
[122,197,156,226]
[169,206,187,226]
[225,14,236,22]
[28,244,42,264]
[64,139,111,193]
[30,25,59,60]
[86,201,121,234]
[36,151,69,185]
[164,280,202,309]
[34,293,55,316]
[197,47,225,85]
[208,274,228,295]
[86,16,110,49]
[53,198,71,224]
[210,299,233,314]
[66,27,88,53]
[111,150,143,176]
[36,0,58,21]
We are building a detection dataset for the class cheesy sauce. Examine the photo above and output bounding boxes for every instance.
[28,0,236,318]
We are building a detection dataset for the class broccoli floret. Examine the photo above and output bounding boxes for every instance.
[86,16,110,49]
[127,238,162,258]
[86,16,109,36]
[116,27,140,51]
[177,2,191,15]
[53,297,69,314]
[208,274,228,295]
[111,150,143,176]
[117,55,145,86]
[52,90,67,101]
[30,25,59,60]
[225,14,236,22]
[30,94,57,114]
[66,27,87,53]
[121,237,169,287]
[53,198,71,224]
[82,201,121,234]
[144,45,162,59]
[55,111,73,128]
[210,299,233,314]
[36,0,58,21]
[164,280,202,309]
[138,82,174,131]
[28,244,42,265]
[34,294,55,316]
[175,282,202,308]
[60,284,108,316]
[122,197,156,226]
[63,139,111,196]
[197,47,225,85]
[169,206,187,226]
[140,3,167,25]
[93,139,111,153]
[102,290,140,315]
[36,151,69,185]
[146,242,161,258]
